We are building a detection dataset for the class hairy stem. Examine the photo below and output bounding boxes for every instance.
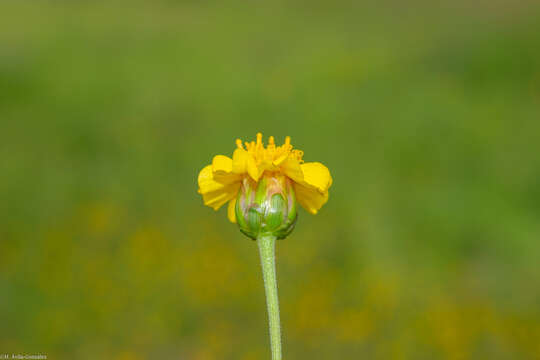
[257,234,282,360]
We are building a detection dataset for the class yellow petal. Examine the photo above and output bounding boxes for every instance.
[198,164,241,210]
[198,165,225,194]
[294,183,329,214]
[257,159,272,176]
[212,155,233,172]
[300,162,333,193]
[198,164,238,191]
[232,148,249,174]
[280,155,304,183]
[247,155,260,181]
[201,182,240,210]
[227,198,237,223]
[212,155,242,184]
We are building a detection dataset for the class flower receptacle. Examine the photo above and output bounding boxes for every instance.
[235,174,297,240]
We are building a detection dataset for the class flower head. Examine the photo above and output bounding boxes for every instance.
[197,133,332,236]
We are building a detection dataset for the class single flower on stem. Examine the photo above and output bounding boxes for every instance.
[197,133,333,360]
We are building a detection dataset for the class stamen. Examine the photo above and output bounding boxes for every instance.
[291,149,304,162]
[284,136,291,146]
[236,139,244,149]
[256,133,262,146]
[268,136,275,145]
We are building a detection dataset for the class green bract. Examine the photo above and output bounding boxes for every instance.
[235,174,297,240]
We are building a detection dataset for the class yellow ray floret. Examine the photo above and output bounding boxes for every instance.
[198,133,333,221]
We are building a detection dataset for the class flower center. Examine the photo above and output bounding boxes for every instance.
[236,133,304,167]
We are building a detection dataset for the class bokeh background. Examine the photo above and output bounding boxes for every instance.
[2,1,540,359]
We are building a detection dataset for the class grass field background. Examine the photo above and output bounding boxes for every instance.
[1,1,540,359]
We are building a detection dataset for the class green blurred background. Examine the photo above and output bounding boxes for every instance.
[2,1,540,359]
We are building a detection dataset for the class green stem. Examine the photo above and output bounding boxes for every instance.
[257,234,282,360]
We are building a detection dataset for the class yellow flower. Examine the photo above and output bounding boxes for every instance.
[197,133,333,223]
